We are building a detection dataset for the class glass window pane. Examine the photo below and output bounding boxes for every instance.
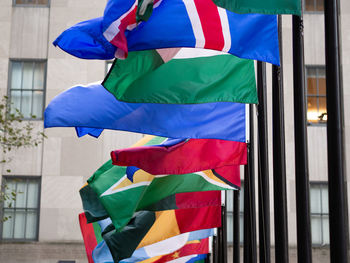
[2,211,14,239]
[322,217,330,245]
[33,62,45,90]
[10,90,21,115]
[311,216,322,245]
[37,0,48,4]
[13,209,26,239]
[310,187,321,213]
[321,186,328,213]
[307,97,319,123]
[11,62,22,90]
[15,181,27,208]
[21,90,32,118]
[318,77,326,95]
[318,97,327,122]
[25,211,37,239]
[32,91,44,119]
[305,0,315,11]
[307,77,317,95]
[316,0,324,11]
[27,182,39,208]
[22,62,34,91]
[4,180,16,208]
[227,213,233,243]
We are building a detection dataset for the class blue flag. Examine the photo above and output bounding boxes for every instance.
[54,0,279,64]
[44,83,246,141]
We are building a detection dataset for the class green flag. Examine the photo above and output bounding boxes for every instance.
[213,0,301,15]
[103,49,257,105]
[87,160,236,232]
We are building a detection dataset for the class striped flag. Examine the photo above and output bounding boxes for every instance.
[53,0,279,64]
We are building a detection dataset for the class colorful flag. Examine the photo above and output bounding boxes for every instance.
[53,0,280,64]
[44,83,247,141]
[87,158,237,231]
[79,213,109,263]
[139,238,209,263]
[111,137,247,175]
[103,48,257,105]
[99,229,214,263]
[212,0,301,15]
[100,207,220,262]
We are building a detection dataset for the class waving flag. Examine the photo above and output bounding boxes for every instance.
[53,0,279,64]
[87,158,238,231]
[44,83,247,141]
[139,238,209,263]
[103,48,257,105]
[94,229,214,263]
[99,207,220,262]
[111,137,246,175]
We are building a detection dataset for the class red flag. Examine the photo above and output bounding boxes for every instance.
[111,138,247,175]
[78,213,98,263]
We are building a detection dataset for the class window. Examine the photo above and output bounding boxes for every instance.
[306,66,327,124]
[227,185,244,244]
[310,183,329,246]
[1,176,41,241]
[13,0,49,6]
[8,60,46,119]
[305,0,324,12]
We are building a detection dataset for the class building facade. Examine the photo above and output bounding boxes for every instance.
[0,0,349,262]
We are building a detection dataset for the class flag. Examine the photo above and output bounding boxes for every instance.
[94,229,214,263]
[139,238,209,263]
[79,213,110,263]
[111,137,247,175]
[103,48,257,105]
[87,158,238,230]
[212,0,301,15]
[81,182,222,223]
[44,83,247,141]
[100,207,220,262]
[53,0,280,65]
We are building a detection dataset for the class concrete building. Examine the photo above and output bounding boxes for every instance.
[0,0,349,262]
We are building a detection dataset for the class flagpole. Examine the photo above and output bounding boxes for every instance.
[222,192,228,263]
[244,104,257,263]
[272,15,289,262]
[324,0,349,261]
[257,60,271,263]
[292,11,312,263]
[233,190,240,263]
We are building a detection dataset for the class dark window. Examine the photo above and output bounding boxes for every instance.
[227,185,244,244]
[305,0,324,12]
[1,176,41,241]
[306,66,327,124]
[8,60,46,119]
[310,183,329,246]
[14,0,49,6]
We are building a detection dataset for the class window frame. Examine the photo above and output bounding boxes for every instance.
[305,65,327,126]
[7,59,47,120]
[310,181,329,247]
[304,0,324,14]
[0,176,42,242]
[13,0,50,7]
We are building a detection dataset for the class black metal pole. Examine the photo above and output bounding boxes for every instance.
[222,193,228,263]
[324,0,349,262]
[292,14,312,263]
[233,190,240,263]
[257,60,270,263]
[272,15,289,263]
[244,104,257,263]
[213,234,219,263]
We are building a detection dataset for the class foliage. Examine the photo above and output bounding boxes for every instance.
[0,95,46,221]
